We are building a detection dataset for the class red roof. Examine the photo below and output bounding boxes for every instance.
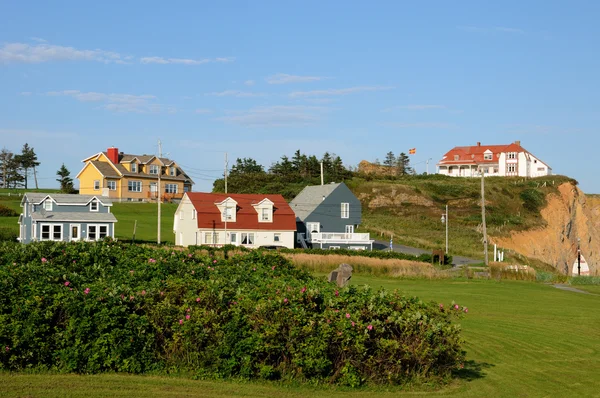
[186,192,297,231]
[438,142,528,165]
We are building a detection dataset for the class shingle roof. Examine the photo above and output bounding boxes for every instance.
[289,183,342,220]
[31,212,117,222]
[438,143,527,165]
[100,152,191,182]
[24,193,113,206]
[186,192,297,231]
[91,161,121,178]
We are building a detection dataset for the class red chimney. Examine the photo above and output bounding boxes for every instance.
[477,142,481,146]
[107,147,119,164]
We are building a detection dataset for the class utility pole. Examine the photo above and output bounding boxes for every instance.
[445,204,449,254]
[481,169,488,265]
[426,158,432,175]
[320,161,324,185]
[157,139,162,245]
[224,152,228,194]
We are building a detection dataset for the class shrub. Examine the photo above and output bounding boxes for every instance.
[0,228,17,242]
[520,189,546,212]
[0,240,466,386]
[0,204,18,217]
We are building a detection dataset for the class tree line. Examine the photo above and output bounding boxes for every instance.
[0,143,40,189]
[375,151,414,175]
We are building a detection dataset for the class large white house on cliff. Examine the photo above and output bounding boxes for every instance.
[436,141,552,178]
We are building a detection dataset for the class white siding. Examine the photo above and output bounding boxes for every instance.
[173,195,200,247]
[197,229,295,249]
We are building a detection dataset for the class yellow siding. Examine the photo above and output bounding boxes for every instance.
[78,163,104,195]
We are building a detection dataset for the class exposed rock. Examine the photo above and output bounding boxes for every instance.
[328,263,353,287]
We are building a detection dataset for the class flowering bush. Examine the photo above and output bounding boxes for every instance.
[0,240,465,386]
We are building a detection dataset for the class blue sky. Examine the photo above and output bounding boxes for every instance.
[1,1,599,192]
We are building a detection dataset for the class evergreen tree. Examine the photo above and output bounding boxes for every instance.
[17,143,40,190]
[0,148,12,188]
[229,158,265,176]
[383,151,396,167]
[4,155,24,188]
[395,152,412,176]
[56,163,75,193]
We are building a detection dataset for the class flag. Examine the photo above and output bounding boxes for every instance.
[409,148,416,155]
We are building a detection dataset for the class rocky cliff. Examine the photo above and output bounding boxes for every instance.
[493,183,599,275]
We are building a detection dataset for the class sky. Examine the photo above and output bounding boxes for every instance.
[1,1,599,192]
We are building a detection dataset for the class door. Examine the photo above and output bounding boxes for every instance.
[306,222,320,240]
[70,224,81,241]
[230,232,238,246]
[150,182,158,198]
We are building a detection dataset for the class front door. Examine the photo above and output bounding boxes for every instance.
[150,183,158,199]
[70,224,80,241]
[306,222,320,240]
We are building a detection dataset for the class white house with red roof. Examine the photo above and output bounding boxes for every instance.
[437,141,552,178]
[173,192,297,248]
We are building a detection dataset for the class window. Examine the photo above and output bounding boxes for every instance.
[43,199,53,211]
[484,153,493,160]
[241,233,255,245]
[165,184,178,194]
[345,225,354,234]
[107,180,117,191]
[179,211,184,220]
[508,165,516,173]
[94,180,100,190]
[131,163,137,173]
[170,166,176,176]
[274,233,281,242]
[222,207,233,221]
[90,200,98,212]
[341,203,349,218]
[508,152,516,160]
[261,208,271,221]
[88,225,109,241]
[41,224,62,241]
[184,185,190,192]
[192,209,197,219]
[205,232,220,244]
[149,165,159,175]
[454,155,459,161]
[128,181,142,192]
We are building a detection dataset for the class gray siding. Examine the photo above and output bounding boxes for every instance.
[302,184,361,233]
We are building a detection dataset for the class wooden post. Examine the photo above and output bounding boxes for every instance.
[481,171,489,265]
[132,220,137,242]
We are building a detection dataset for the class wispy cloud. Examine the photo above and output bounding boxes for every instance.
[140,56,234,65]
[216,105,328,127]
[195,108,213,114]
[244,80,255,86]
[206,90,267,98]
[381,122,455,129]
[289,86,393,98]
[266,73,327,84]
[44,90,173,113]
[382,104,446,112]
[458,25,525,34]
[0,42,127,64]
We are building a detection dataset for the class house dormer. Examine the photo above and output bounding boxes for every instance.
[42,197,53,212]
[216,197,238,222]
[89,198,99,212]
[130,161,138,173]
[483,149,493,160]
[253,198,274,223]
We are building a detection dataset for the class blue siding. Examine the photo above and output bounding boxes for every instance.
[302,184,361,233]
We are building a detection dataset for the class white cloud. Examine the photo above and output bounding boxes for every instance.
[206,90,267,98]
[289,86,393,98]
[140,56,234,65]
[382,104,446,112]
[266,73,326,84]
[382,122,455,129]
[195,108,213,114]
[244,80,255,86]
[0,42,125,64]
[216,105,328,127]
[44,90,171,113]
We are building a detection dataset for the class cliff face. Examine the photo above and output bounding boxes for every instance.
[493,183,599,275]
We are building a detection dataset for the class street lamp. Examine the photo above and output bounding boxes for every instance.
[440,204,448,254]
[577,237,581,276]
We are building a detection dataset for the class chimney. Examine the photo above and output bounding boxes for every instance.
[477,142,481,146]
[107,147,119,164]
[514,140,521,146]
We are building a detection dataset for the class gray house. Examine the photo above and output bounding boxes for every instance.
[290,182,373,250]
[18,193,117,244]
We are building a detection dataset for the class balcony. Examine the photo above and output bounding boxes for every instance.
[310,232,372,243]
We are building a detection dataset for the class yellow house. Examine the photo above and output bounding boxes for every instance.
[77,147,194,202]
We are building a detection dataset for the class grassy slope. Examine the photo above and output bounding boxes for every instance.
[2,276,599,398]
[349,175,576,266]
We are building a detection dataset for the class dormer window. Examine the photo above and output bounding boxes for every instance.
[253,198,274,223]
[131,163,137,173]
[484,153,493,160]
[261,208,271,221]
[223,206,234,221]
[149,165,159,175]
[454,155,459,161]
[43,199,53,211]
[217,198,238,223]
[170,166,176,176]
[90,200,99,212]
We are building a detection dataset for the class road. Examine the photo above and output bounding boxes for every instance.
[373,240,481,267]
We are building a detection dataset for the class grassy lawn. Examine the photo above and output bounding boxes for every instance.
[2,276,598,397]
[111,202,177,244]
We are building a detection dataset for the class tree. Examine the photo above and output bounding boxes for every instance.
[229,158,265,176]
[17,143,40,189]
[56,164,75,193]
[395,152,412,176]
[383,151,396,167]
[4,154,24,188]
[0,148,12,188]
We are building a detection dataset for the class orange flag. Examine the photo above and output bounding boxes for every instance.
[409,148,416,155]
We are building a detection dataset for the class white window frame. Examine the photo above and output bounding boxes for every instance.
[107,180,117,191]
[90,200,99,212]
[222,206,233,221]
[508,152,516,160]
[149,165,160,175]
[93,180,100,190]
[241,232,255,246]
[508,165,516,173]
[192,209,197,219]
[43,199,53,211]
[88,224,109,241]
[345,225,354,234]
[130,163,137,173]
[170,166,176,176]
[128,180,142,192]
[204,232,220,245]
[165,183,178,194]
[341,203,349,219]
[274,233,281,242]
[484,153,493,160]
[40,223,62,241]
[260,207,271,222]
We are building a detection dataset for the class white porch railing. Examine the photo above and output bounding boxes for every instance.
[310,232,372,243]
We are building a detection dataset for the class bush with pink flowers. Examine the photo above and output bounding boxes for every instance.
[0,240,465,386]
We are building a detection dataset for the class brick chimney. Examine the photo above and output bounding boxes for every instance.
[514,140,521,146]
[107,147,119,164]
[477,142,481,146]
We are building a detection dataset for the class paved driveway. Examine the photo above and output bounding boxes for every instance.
[373,240,481,266]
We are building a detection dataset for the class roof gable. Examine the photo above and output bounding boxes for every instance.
[23,193,113,206]
[290,183,347,220]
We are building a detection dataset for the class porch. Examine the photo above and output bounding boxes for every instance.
[299,232,374,250]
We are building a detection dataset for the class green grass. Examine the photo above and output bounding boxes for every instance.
[111,202,177,244]
[2,276,598,397]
